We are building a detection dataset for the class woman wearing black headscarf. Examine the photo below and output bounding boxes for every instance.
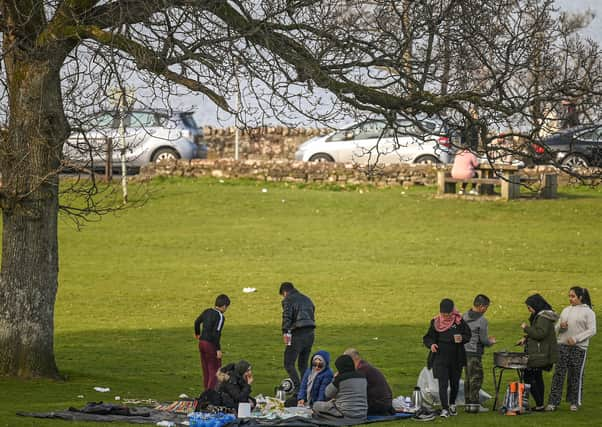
[217,360,255,409]
[519,294,559,411]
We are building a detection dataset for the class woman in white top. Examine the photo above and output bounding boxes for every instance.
[546,286,596,412]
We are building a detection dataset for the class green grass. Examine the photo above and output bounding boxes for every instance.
[1,178,601,426]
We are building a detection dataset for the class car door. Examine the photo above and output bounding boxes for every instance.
[575,126,602,166]
[349,120,392,165]
[111,112,154,165]
[589,127,602,166]
[382,120,421,164]
[64,112,116,169]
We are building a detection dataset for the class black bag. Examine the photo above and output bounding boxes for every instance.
[197,389,223,410]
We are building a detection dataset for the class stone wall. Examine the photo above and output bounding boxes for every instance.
[202,126,328,159]
[140,158,576,188]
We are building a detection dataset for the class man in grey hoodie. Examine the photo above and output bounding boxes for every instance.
[463,294,496,412]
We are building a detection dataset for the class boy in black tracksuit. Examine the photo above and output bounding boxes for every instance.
[423,298,471,418]
[194,294,231,390]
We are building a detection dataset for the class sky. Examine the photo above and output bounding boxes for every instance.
[187,0,602,127]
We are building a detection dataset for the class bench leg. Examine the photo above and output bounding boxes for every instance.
[501,174,520,200]
[437,170,448,194]
[540,174,558,198]
[437,170,456,194]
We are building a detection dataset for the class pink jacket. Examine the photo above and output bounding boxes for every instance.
[451,150,479,180]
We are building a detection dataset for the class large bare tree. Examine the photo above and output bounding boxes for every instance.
[1,0,601,378]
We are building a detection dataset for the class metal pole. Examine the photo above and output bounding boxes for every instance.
[234,59,240,160]
[234,90,240,161]
[119,92,128,204]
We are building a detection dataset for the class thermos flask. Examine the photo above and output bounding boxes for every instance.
[412,386,422,409]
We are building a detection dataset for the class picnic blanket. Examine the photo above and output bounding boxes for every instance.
[233,413,414,426]
[17,408,187,424]
[17,408,413,426]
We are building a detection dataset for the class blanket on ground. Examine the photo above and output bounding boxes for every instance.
[17,410,413,426]
[17,408,187,425]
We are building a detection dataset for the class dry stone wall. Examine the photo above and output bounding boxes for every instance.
[140,158,577,188]
[202,126,328,160]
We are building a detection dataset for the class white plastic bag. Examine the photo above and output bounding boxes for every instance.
[416,367,491,407]
[417,368,440,407]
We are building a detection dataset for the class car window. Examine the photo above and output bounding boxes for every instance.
[354,121,387,139]
[128,112,157,128]
[91,112,116,129]
[392,120,435,137]
[578,127,602,141]
[327,130,349,142]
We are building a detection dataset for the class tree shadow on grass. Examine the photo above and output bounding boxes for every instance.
[2,322,600,426]
[52,323,602,400]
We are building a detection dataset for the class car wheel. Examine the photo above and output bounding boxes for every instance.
[152,147,180,163]
[309,153,335,163]
[414,155,440,164]
[562,154,589,170]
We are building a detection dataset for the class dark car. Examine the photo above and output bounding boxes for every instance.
[531,125,602,170]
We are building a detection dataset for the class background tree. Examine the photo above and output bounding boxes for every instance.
[1,0,601,378]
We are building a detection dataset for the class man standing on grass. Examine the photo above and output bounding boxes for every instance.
[194,294,231,390]
[463,294,496,412]
[280,282,316,391]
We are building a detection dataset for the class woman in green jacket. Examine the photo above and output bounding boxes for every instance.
[519,294,559,411]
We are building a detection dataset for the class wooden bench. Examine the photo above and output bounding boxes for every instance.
[437,170,520,200]
[437,170,558,200]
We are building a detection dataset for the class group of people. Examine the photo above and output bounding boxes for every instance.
[425,287,596,418]
[193,282,596,420]
[193,282,394,422]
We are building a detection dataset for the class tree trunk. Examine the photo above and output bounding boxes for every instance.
[0,52,68,377]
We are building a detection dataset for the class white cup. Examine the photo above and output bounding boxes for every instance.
[237,402,251,418]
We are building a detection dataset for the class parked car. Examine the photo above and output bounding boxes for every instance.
[64,109,207,170]
[294,118,454,165]
[531,125,602,169]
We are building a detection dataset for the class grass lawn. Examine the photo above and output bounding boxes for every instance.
[1,177,601,426]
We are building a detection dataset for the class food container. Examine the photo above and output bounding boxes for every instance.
[493,351,528,369]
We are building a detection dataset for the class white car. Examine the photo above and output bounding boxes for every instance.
[295,119,454,165]
[64,109,207,170]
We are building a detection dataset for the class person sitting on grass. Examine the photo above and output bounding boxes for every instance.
[344,348,394,415]
[312,354,367,423]
[297,350,334,407]
[216,360,255,410]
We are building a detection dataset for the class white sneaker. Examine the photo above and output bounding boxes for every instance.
[570,404,578,412]
[449,405,457,416]
[468,189,478,195]
[545,404,556,412]
[440,409,450,418]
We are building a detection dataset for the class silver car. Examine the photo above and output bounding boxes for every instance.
[295,118,453,165]
[64,109,207,169]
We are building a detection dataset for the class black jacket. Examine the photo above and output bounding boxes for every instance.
[423,319,471,376]
[194,308,225,350]
[216,361,253,409]
[281,289,315,333]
